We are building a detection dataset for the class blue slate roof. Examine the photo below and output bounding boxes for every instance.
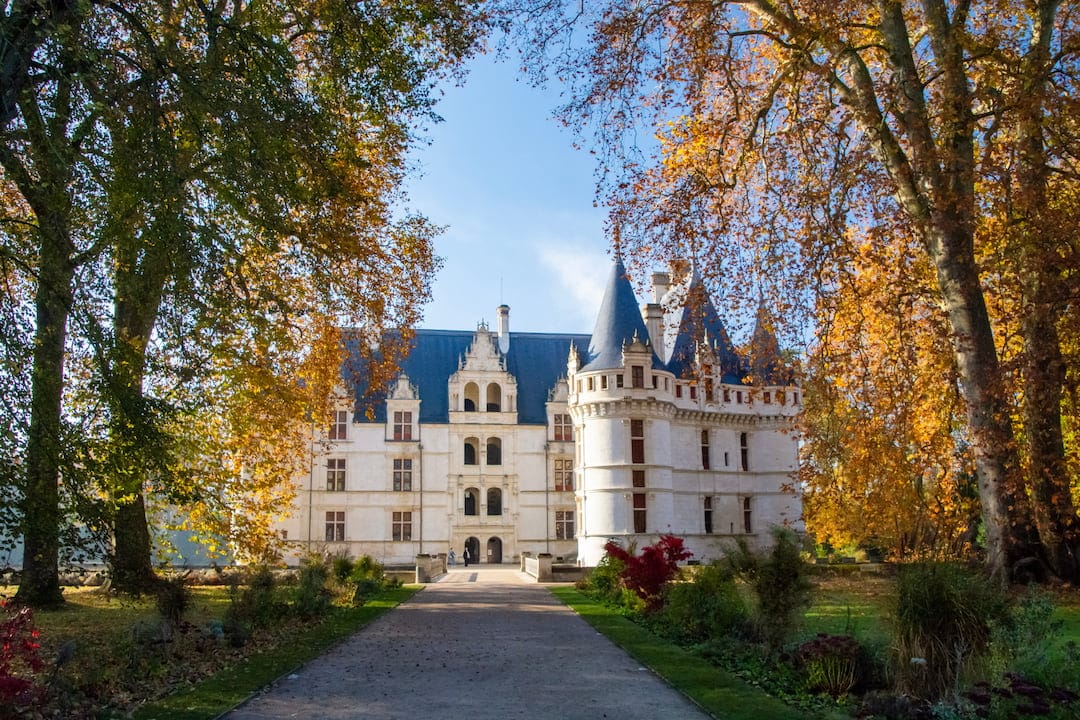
[664,276,745,383]
[581,257,664,372]
[353,329,589,425]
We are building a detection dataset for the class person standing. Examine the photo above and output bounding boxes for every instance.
[463,546,470,567]
[448,548,456,566]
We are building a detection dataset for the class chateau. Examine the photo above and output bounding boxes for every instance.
[277,256,802,567]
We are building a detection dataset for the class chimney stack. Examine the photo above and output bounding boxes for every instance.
[651,272,671,303]
[497,304,510,353]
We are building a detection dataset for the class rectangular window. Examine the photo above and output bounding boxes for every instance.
[554,457,574,491]
[633,493,647,533]
[326,458,346,491]
[616,374,624,388]
[740,432,749,471]
[328,410,348,440]
[675,384,682,399]
[587,376,595,391]
[392,511,412,541]
[690,386,697,400]
[705,378,714,403]
[763,391,772,404]
[393,458,412,491]
[723,388,731,403]
[553,413,573,442]
[632,469,645,488]
[743,498,753,534]
[555,510,575,539]
[601,376,608,390]
[652,375,658,389]
[631,365,644,388]
[701,430,710,470]
[630,419,645,464]
[704,496,713,534]
[737,390,744,404]
[325,511,345,542]
[392,411,412,441]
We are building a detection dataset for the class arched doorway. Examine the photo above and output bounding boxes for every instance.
[465,536,480,566]
[487,536,503,564]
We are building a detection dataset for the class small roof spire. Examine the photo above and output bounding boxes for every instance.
[612,217,623,261]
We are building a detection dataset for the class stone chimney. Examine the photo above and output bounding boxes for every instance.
[497,304,510,354]
[642,303,664,362]
[651,272,671,304]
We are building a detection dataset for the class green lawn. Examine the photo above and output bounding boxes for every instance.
[550,586,813,720]
[132,586,418,720]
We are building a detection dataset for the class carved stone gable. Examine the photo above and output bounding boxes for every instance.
[460,326,505,372]
[389,374,419,400]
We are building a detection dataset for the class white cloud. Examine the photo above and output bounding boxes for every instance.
[537,241,609,332]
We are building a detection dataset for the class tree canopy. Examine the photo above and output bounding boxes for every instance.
[502,0,1080,580]
[1,0,486,604]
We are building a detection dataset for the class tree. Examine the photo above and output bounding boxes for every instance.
[503,0,1080,581]
[1,0,485,604]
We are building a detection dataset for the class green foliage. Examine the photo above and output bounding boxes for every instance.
[154,576,190,629]
[331,553,355,585]
[346,555,386,607]
[294,557,331,619]
[223,567,283,647]
[891,562,1010,701]
[659,562,748,643]
[794,634,862,698]
[580,551,627,607]
[747,529,813,654]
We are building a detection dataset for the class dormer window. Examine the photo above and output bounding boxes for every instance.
[631,365,644,388]
[392,411,412,441]
[329,410,348,440]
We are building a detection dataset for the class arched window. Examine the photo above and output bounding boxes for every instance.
[486,383,501,412]
[464,382,479,412]
[486,437,502,466]
[464,488,479,516]
[464,437,479,466]
[487,488,502,516]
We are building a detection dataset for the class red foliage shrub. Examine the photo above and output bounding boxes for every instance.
[603,534,692,611]
[0,600,46,712]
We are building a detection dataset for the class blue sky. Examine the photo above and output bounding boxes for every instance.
[406,52,612,335]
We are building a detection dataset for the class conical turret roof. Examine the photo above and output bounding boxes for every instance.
[581,256,663,372]
[747,301,785,384]
[664,269,743,382]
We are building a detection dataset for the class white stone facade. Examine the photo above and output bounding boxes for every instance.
[277,261,802,567]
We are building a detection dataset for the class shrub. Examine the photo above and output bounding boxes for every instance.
[659,561,748,643]
[331,552,355,585]
[294,555,331,618]
[0,601,45,713]
[223,567,282,646]
[603,534,692,611]
[582,551,627,607]
[795,634,862,698]
[347,555,386,607]
[751,528,812,653]
[891,562,1009,701]
[155,575,190,628]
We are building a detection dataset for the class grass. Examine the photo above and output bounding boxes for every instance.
[550,586,811,720]
[131,585,418,720]
[2,583,418,720]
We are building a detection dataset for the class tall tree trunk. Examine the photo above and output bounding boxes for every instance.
[1012,0,1080,582]
[15,210,74,608]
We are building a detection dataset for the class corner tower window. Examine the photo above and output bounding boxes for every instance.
[701,430,710,470]
[630,419,645,464]
[740,432,749,471]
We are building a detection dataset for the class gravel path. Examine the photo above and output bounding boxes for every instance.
[222,565,711,720]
